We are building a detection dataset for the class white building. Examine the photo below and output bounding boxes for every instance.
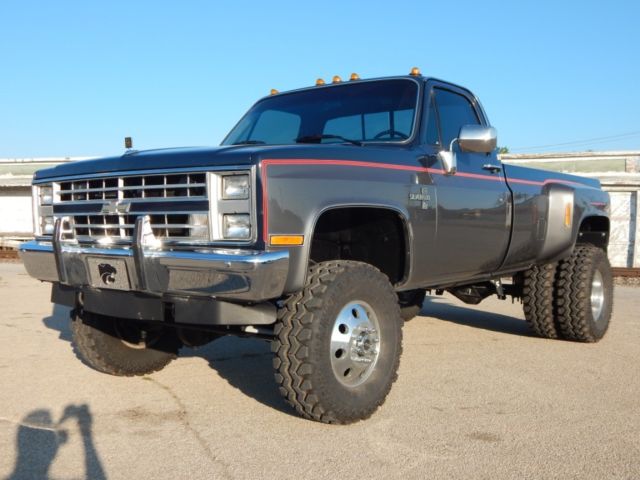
[0,158,82,247]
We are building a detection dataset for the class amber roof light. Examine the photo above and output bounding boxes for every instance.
[409,67,421,76]
[270,88,279,95]
[315,78,326,86]
[349,73,360,81]
[332,75,342,84]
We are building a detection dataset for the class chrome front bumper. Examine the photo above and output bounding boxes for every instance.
[19,218,289,302]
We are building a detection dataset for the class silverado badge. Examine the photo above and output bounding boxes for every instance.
[409,186,433,210]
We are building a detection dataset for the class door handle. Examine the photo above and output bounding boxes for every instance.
[482,164,502,173]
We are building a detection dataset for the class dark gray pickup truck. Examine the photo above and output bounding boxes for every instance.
[20,70,613,424]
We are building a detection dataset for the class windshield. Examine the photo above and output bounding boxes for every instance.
[222,79,419,146]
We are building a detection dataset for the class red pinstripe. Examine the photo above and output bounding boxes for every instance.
[260,158,591,242]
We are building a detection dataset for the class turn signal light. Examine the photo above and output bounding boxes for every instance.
[270,235,304,246]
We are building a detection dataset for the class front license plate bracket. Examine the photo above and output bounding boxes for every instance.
[87,257,131,291]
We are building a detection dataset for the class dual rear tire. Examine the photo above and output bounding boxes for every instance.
[523,245,613,342]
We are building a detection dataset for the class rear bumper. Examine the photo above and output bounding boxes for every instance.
[19,225,289,303]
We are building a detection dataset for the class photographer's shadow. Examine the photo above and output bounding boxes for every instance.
[5,404,106,480]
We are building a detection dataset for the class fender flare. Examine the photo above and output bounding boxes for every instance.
[538,184,576,262]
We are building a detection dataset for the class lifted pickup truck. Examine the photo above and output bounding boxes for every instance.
[20,69,613,424]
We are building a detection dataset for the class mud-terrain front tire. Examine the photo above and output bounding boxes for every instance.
[522,263,562,339]
[272,261,403,424]
[556,245,613,342]
[71,311,181,376]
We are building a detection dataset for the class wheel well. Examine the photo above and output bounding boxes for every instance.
[310,207,408,284]
[577,216,609,250]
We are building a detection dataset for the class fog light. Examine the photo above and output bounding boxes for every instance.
[222,214,251,239]
[222,175,249,200]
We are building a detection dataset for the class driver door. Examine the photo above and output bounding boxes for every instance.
[423,83,511,281]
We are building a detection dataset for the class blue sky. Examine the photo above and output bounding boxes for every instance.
[1,0,638,157]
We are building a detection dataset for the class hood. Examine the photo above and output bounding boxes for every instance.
[33,145,263,181]
[33,143,378,181]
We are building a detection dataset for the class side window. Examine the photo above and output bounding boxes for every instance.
[249,110,301,144]
[433,88,480,149]
[425,93,440,145]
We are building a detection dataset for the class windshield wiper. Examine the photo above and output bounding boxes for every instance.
[296,134,362,146]
[232,139,266,145]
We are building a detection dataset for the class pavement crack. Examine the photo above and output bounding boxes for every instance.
[146,377,234,479]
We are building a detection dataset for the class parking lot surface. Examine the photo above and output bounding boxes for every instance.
[0,262,638,479]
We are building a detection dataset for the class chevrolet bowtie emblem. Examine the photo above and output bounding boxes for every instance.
[100,200,131,214]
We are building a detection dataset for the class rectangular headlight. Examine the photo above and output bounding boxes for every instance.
[208,171,254,242]
[222,174,249,200]
[222,214,251,239]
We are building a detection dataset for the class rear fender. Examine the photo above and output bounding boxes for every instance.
[538,184,575,262]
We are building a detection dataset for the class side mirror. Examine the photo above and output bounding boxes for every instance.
[437,125,498,175]
[458,125,498,153]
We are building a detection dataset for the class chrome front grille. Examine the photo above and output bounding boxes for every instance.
[52,173,209,243]
[57,173,206,202]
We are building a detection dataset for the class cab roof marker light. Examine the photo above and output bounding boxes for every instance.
[270,88,279,95]
[332,75,342,84]
[350,73,360,81]
[409,67,421,76]
[315,78,325,86]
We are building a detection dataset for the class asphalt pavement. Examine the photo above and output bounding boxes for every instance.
[0,262,638,480]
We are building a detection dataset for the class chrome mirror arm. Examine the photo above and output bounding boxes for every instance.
[437,138,458,175]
